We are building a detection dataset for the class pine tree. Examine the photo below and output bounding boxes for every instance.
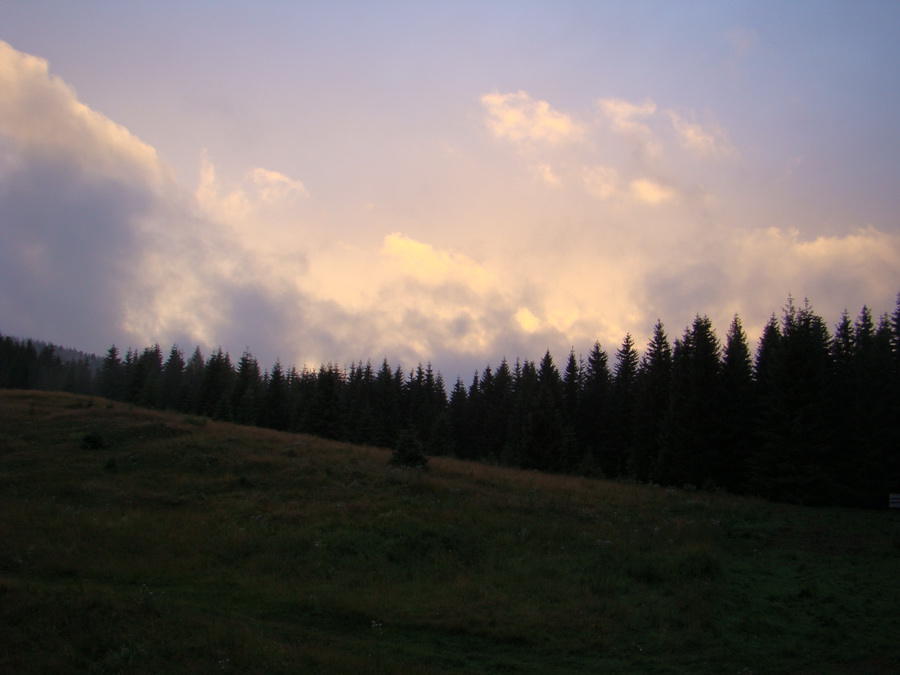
[263,360,290,430]
[719,315,755,492]
[561,349,582,469]
[136,344,164,409]
[658,316,722,488]
[181,346,205,414]
[578,342,611,475]
[631,321,671,482]
[489,358,515,462]
[308,364,344,439]
[372,359,402,447]
[447,376,469,458]
[844,308,897,506]
[753,298,833,503]
[62,356,93,394]
[506,359,538,468]
[233,350,262,425]
[99,345,124,401]
[405,363,445,449]
[162,345,185,410]
[607,335,639,478]
[34,344,64,390]
[509,352,567,471]
[345,361,379,445]
[200,348,234,419]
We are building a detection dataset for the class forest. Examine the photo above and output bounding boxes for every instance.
[2,295,899,509]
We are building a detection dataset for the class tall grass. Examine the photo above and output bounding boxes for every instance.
[1,389,898,673]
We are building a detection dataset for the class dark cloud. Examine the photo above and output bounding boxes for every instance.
[0,141,150,351]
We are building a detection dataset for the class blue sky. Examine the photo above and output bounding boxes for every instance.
[1,1,898,381]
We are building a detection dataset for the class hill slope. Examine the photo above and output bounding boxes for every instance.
[1,390,898,673]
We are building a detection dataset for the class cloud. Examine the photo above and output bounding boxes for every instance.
[0,41,172,349]
[514,307,542,333]
[642,225,900,342]
[597,96,664,159]
[598,97,657,135]
[0,42,167,191]
[535,163,562,186]
[630,178,677,204]
[381,232,491,293]
[249,167,308,201]
[0,41,314,364]
[582,165,621,200]
[481,90,582,144]
[2,40,897,388]
[667,110,737,158]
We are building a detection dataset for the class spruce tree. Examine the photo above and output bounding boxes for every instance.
[754,298,833,503]
[631,321,671,482]
[658,316,722,488]
[345,361,379,445]
[372,359,401,447]
[200,348,234,419]
[137,344,164,409]
[162,345,185,410]
[182,346,205,414]
[447,377,469,458]
[607,335,639,478]
[845,308,897,506]
[99,345,124,401]
[578,342,612,475]
[263,360,290,430]
[507,359,538,468]
[719,315,755,492]
[233,350,262,425]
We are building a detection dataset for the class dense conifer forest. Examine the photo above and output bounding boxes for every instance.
[3,295,899,508]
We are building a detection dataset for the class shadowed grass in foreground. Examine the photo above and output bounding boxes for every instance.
[0,390,898,673]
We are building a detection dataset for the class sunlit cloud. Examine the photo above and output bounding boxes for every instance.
[481,90,582,144]
[380,232,492,293]
[630,178,676,204]
[667,110,738,158]
[599,97,657,135]
[515,307,542,333]
[598,96,663,159]
[249,167,308,201]
[643,224,900,342]
[582,165,621,200]
[196,154,252,221]
[0,41,166,191]
[535,163,562,186]
[1,37,898,386]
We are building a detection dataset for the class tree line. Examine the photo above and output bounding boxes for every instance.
[2,295,898,507]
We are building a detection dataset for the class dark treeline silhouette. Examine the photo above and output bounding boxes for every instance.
[2,295,899,507]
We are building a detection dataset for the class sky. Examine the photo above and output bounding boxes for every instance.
[1,1,899,383]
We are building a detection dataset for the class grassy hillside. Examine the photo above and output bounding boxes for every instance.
[1,390,898,673]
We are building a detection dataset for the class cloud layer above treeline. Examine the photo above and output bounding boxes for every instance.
[1,39,898,382]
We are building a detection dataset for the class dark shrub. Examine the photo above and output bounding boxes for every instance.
[390,428,428,468]
[81,430,105,449]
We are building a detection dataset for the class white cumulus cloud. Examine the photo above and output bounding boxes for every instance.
[481,90,583,145]
[667,110,738,158]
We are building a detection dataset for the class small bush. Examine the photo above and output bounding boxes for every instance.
[81,431,105,450]
[390,429,428,468]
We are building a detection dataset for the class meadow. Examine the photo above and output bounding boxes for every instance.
[1,389,897,673]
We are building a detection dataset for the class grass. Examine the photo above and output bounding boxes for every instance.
[1,389,898,673]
